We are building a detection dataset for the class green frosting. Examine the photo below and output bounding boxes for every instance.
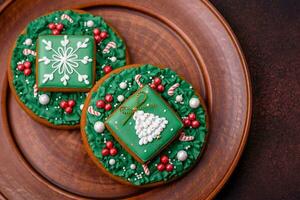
[106,85,183,163]
[85,64,208,185]
[10,10,127,126]
[37,35,95,89]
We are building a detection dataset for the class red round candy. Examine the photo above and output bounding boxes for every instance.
[100,31,108,39]
[150,83,157,89]
[23,61,31,69]
[153,77,161,86]
[160,155,169,164]
[65,107,73,114]
[24,68,32,76]
[94,35,102,43]
[104,103,112,111]
[48,23,56,30]
[188,113,196,121]
[56,23,64,31]
[110,148,118,156]
[105,94,113,102]
[60,100,68,109]
[191,120,200,128]
[101,148,109,156]
[93,28,100,35]
[103,66,112,74]
[106,141,114,149]
[156,85,164,92]
[68,100,76,107]
[52,29,60,35]
[166,164,174,172]
[96,100,106,108]
[17,64,25,71]
[157,163,165,171]
[183,118,191,127]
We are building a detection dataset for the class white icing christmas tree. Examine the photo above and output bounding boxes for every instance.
[133,110,168,145]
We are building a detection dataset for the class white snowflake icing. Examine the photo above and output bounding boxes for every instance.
[38,35,92,86]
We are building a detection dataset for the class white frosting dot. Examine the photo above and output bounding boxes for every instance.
[109,158,116,165]
[94,121,105,133]
[175,95,183,102]
[24,38,32,46]
[39,94,50,105]
[119,82,127,89]
[86,20,94,27]
[130,164,136,170]
[189,97,200,108]
[80,104,84,110]
[117,95,125,102]
[177,150,188,161]
[109,56,117,62]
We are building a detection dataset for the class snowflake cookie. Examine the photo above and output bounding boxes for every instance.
[82,64,208,186]
[8,10,128,128]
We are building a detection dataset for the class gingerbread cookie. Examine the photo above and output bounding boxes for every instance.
[81,64,208,186]
[8,10,128,128]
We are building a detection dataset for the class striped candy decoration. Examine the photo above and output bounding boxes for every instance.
[134,74,143,87]
[23,49,36,56]
[179,131,194,142]
[167,83,180,96]
[142,164,150,175]
[88,106,101,116]
[102,41,116,54]
[33,84,38,98]
[61,14,74,23]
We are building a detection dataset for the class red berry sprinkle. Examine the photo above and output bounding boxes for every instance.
[60,100,68,109]
[166,164,174,172]
[100,31,108,39]
[104,103,112,111]
[56,23,64,31]
[17,64,25,71]
[109,148,118,156]
[96,100,106,108]
[23,61,31,69]
[183,118,191,127]
[65,107,73,114]
[106,141,114,149]
[191,120,200,128]
[48,23,56,30]
[157,163,165,171]
[94,35,102,43]
[150,83,157,89]
[93,28,101,35]
[103,65,112,74]
[160,155,169,164]
[68,100,76,107]
[102,148,110,156]
[105,94,113,102]
[188,113,196,121]
[153,77,161,86]
[156,85,165,92]
[24,68,32,76]
[52,29,60,35]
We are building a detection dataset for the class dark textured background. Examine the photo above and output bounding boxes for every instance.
[210,0,300,199]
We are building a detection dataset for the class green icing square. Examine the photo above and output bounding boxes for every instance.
[105,85,183,163]
[37,35,95,91]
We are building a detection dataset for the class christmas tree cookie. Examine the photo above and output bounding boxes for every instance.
[81,64,208,186]
[7,10,128,128]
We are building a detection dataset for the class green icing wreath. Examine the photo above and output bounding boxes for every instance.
[9,10,127,126]
[84,64,208,186]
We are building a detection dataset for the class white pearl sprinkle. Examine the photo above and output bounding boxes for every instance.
[130,164,136,170]
[189,97,200,108]
[39,94,50,105]
[86,20,94,27]
[177,150,188,161]
[119,82,127,89]
[24,38,32,46]
[175,95,183,103]
[109,158,115,165]
[109,56,117,62]
[94,121,105,133]
[117,95,124,102]
[80,104,84,110]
